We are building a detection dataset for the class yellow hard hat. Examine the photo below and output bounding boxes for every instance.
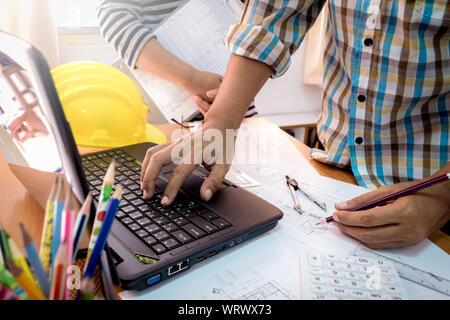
[51,62,166,148]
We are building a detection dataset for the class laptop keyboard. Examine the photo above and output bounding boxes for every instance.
[81,150,232,255]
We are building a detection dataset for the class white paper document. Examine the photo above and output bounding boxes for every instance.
[120,122,450,300]
[132,0,239,122]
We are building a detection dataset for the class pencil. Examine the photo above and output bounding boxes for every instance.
[39,175,59,274]
[49,241,67,300]
[5,258,47,300]
[1,221,35,282]
[0,220,11,260]
[86,160,115,264]
[61,188,76,265]
[73,194,92,260]
[19,222,50,298]
[8,237,38,288]
[0,246,29,299]
[84,186,122,279]
[317,173,450,224]
[61,188,78,300]
[51,177,65,271]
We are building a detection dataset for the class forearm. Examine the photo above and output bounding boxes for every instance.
[430,162,450,207]
[205,54,272,129]
[135,37,196,89]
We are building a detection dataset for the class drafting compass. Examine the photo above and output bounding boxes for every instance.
[285,176,327,213]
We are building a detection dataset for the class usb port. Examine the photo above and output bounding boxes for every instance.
[146,274,161,286]
[196,254,206,262]
[208,250,218,257]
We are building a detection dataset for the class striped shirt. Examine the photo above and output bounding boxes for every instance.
[97,0,258,118]
[225,0,450,189]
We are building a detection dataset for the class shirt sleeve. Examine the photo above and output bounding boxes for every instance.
[225,0,326,78]
[97,0,155,69]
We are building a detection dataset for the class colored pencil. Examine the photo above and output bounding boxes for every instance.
[317,173,450,224]
[39,175,59,274]
[0,246,29,299]
[19,223,50,298]
[61,188,76,265]
[61,188,78,300]
[85,160,115,264]
[49,242,67,300]
[51,177,65,271]
[8,237,37,287]
[5,258,46,300]
[0,220,11,261]
[73,194,92,260]
[84,186,122,279]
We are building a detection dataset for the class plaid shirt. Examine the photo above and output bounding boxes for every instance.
[225,0,450,189]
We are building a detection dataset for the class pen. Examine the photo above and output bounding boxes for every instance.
[317,173,450,224]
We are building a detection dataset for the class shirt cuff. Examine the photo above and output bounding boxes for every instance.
[225,24,291,78]
[127,32,157,70]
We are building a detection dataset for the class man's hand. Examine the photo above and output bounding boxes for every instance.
[184,71,222,103]
[193,89,218,116]
[332,177,450,249]
[140,54,272,206]
[140,120,232,206]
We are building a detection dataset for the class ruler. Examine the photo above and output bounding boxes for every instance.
[351,246,450,297]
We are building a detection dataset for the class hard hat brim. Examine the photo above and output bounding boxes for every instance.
[145,123,167,145]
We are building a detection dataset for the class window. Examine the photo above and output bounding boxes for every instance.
[50,0,101,33]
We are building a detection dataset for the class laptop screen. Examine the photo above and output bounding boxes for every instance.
[0,51,62,172]
[0,32,89,203]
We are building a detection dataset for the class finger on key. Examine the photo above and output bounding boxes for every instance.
[161,161,198,206]
[140,142,171,182]
[200,164,229,201]
[141,148,173,199]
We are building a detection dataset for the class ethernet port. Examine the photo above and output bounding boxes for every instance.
[181,259,189,269]
[168,264,180,276]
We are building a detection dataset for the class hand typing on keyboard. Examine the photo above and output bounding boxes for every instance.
[82,150,233,255]
[139,122,233,206]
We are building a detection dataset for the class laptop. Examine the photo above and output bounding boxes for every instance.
[0,31,283,291]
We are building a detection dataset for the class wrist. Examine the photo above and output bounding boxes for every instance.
[178,66,200,93]
[204,106,242,131]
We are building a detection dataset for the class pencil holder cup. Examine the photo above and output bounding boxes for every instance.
[69,249,104,300]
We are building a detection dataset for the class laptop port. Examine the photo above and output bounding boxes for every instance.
[168,259,190,276]
[146,274,161,286]
[168,264,180,275]
[181,260,189,269]
[196,254,206,262]
[208,250,218,257]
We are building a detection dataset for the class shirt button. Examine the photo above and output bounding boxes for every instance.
[355,137,364,145]
[364,38,374,47]
[357,95,366,102]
